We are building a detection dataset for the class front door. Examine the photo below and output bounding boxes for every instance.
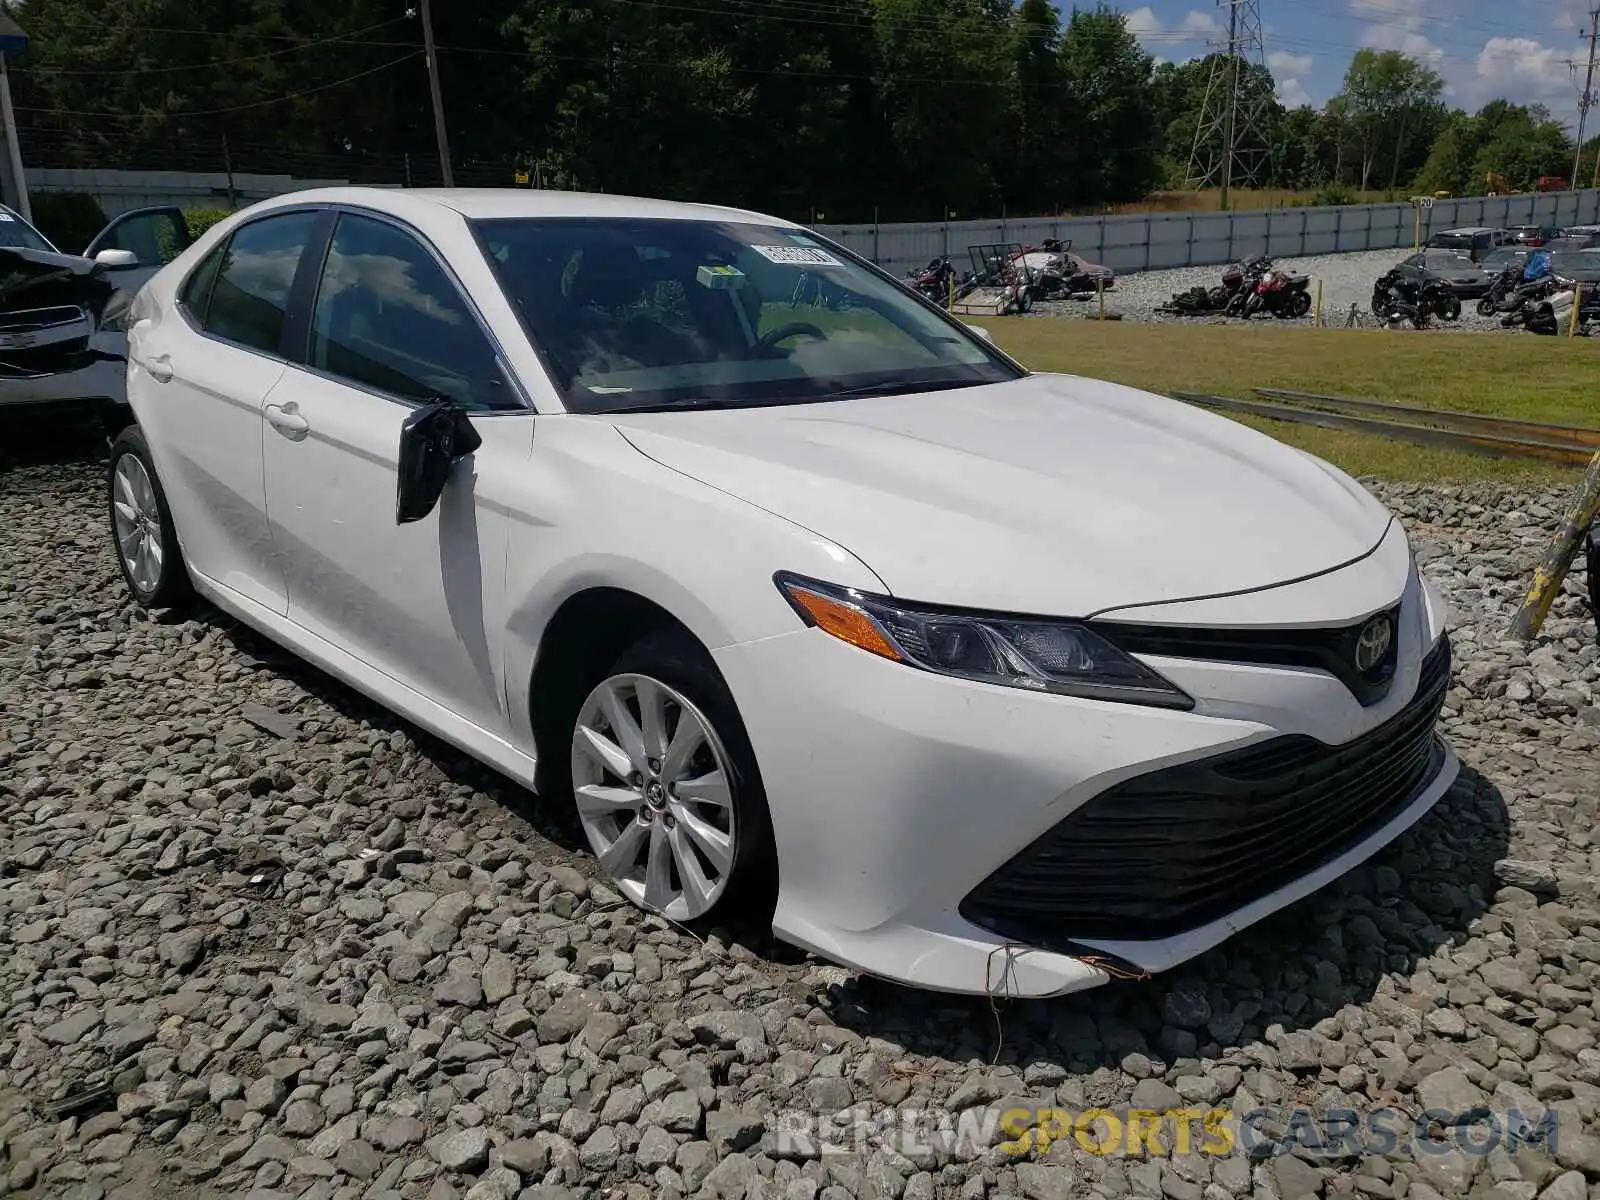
[261,210,528,735]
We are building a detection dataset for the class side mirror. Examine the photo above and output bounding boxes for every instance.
[396,400,482,524]
[964,323,995,344]
[94,248,138,268]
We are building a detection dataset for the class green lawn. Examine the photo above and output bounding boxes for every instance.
[972,319,1600,481]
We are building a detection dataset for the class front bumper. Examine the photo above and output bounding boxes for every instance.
[714,542,1455,998]
[0,354,126,411]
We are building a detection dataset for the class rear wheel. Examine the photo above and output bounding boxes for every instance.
[1476,296,1496,317]
[569,630,776,925]
[1437,295,1462,321]
[108,425,192,610]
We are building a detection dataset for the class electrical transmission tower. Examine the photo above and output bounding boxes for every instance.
[1184,0,1270,209]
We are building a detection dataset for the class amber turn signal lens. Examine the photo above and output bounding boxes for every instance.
[784,585,904,662]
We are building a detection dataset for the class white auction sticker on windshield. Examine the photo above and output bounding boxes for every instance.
[751,244,842,267]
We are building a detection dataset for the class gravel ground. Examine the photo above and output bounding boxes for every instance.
[4,433,1600,1200]
[1029,248,1529,334]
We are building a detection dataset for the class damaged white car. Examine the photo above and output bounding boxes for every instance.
[111,188,1457,997]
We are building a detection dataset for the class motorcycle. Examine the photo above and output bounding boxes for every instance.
[1373,271,1457,329]
[1219,255,1271,315]
[1477,262,1527,316]
[1372,269,1460,326]
[907,257,957,305]
[1245,264,1314,319]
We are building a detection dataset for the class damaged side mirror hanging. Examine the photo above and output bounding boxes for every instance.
[395,399,482,524]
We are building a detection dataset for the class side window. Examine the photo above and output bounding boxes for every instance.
[91,209,190,266]
[178,246,224,324]
[310,213,513,412]
[205,211,320,355]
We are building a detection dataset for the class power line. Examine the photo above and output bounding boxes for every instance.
[14,16,409,77]
[14,53,421,120]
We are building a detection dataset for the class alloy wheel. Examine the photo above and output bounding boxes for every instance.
[570,673,737,921]
[112,454,164,594]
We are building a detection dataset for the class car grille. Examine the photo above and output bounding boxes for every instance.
[960,635,1452,944]
[0,304,91,376]
[1095,603,1402,707]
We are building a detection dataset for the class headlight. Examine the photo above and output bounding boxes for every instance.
[775,573,1192,710]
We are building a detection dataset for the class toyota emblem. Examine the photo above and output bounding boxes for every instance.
[1354,615,1393,674]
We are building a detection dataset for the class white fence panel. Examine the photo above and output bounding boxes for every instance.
[815,188,1600,277]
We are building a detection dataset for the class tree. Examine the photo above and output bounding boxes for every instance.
[1003,0,1069,213]
[1333,49,1444,191]
[1057,5,1158,206]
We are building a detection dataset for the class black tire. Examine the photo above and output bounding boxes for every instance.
[1476,297,1496,317]
[584,628,777,927]
[1438,295,1461,321]
[1289,290,1312,318]
[107,425,193,610]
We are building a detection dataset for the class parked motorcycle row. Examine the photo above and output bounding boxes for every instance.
[1157,255,1313,320]
[1372,245,1600,334]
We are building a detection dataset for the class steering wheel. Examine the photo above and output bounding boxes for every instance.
[756,321,828,353]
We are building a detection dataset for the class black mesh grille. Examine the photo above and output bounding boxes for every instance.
[960,636,1453,944]
[1095,604,1403,707]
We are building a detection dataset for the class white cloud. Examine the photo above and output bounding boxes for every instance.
[1126,6,1221,57]
[1277,77,1313,109]
[1358,23,1448,73]
[1268,51,1313,77]
[1465,35,1576,116]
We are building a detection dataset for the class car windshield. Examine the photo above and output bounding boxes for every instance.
[1549,250,1600,276]
[1421,251,1476,271]
[1480,246,1530,267]
[473,217,1021,414]
[1429,234,1480,249]
[0,208,58,253]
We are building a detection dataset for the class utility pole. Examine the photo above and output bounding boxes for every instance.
[419,0,454,187]
[1575,9,1600,187]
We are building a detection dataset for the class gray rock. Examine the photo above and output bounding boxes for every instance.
[535,991,596,1043]
[159,928,206,970]
[706,1106,765,1154]
[1015,1163,1077,1200]
[429,1126,491,1173]
[578,1126,620,1172]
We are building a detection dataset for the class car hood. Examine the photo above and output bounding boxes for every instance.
[610,373,1392,616]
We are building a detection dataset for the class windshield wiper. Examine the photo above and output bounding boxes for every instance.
[820,378,983,400]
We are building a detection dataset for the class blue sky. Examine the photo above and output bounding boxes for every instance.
[1122,0,1594,124]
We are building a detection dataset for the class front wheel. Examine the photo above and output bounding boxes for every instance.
[569,630,776,925]
[108,425,193,610]
[1288,290,1311,318]
[1437,295,1461,321]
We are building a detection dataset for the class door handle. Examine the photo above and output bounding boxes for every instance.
[264,402,310,437]
[143,353,173,383]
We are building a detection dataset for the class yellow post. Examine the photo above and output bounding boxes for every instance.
[1314,279,1323,327]
[1097,277,1105,321]
[1413,203,1421,251]
[1573,284,1585,337]
[947,273,954,313]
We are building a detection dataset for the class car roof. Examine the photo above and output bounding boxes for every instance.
[245,186,788,228]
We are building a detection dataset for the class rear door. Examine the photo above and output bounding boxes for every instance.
[128,208,325,615]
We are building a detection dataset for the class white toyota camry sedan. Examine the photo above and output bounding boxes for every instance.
[110,188,1457,997]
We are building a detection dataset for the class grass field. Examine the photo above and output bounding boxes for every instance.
[976,319,1600,481]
